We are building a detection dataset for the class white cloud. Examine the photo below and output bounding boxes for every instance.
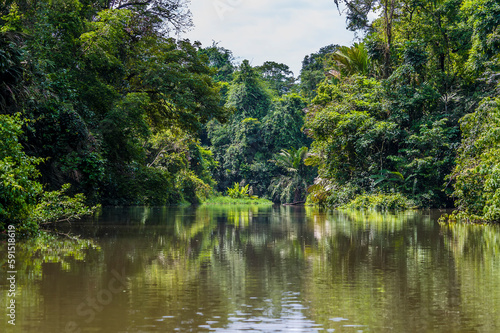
[184,0,355,76]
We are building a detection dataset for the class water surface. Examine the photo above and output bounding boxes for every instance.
[1,206,499,332]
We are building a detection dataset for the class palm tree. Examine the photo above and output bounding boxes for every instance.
[328,43,369,78]
[269,147,311,203]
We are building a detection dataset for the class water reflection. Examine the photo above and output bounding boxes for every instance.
[0,206,499,332]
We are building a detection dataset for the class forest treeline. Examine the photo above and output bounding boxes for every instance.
[1,0,500,234]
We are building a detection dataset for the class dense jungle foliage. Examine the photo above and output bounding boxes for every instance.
[1,0,500,235]
[306,0,500,220]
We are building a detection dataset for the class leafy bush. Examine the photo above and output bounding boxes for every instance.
[307,178,360,207]
[175,169,213,204]
[226,182,258,199]
[0,115,99,236]
[137,167,177,206]
[29,184,100,225]
[451,97,500,222]
[203,196,272,205]
[0,114,43,225]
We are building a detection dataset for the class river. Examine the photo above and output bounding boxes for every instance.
[1,205,499,332]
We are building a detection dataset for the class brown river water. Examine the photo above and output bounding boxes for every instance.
[1,205,499,332]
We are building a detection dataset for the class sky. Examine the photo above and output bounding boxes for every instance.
[183,0,356,76]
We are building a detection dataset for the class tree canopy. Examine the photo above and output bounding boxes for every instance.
[2,0,500,231]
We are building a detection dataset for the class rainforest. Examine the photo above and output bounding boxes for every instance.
[1,0,500,236]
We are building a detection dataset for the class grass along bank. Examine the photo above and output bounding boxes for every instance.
[202,196,273,205]
[202,183,273,205]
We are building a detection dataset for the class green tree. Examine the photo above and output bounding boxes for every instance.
[333,0,397,77]
[451,97,500,222]
[299,44,339,99]
[0,114,43,225]
[226,60,272,119]
[207,60,271,194]
[199,41,235,83]
[306,75,397,189]
[256,61,296,96]
[0,31,23,113]
[262,94,310,152]
[0,114,95,235]
[327,43,369,77]
[269,147,312,203]
[304,66,457,207]
[1,1,227,206]
[460,0,500,73]
[104,0,193,35]
[303,0,492,209]
[207,60,312,197]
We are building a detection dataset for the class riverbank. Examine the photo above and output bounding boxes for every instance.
[202,196,273,205]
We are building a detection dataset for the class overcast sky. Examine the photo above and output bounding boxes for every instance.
[183,0,356,76]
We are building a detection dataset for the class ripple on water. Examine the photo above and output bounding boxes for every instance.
[199,291,328,333]
[329,317,349,322]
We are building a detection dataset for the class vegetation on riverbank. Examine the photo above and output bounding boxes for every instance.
[202,196,273,205]
[301,0,500,221]
[0,115,98,236]
[203,183,273,205]
[2,0,500,230]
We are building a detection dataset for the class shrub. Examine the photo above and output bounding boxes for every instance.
[203,196,272,205]
[29,184,100,225]
[307,179,360,207]
[451,97,500,222]
[175,169,213,204]
[226,182,258,199]
[0,114,43,228]
[0,115,98,237]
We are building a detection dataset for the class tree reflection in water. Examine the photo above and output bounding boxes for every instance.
[0,206,499,332]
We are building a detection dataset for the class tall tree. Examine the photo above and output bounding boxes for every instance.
[0,0,227,205]
[299,44,339,99]
[334,0,396,77]
[256,61,296,96]
[226,60,272,119]
[199,42,235,83]
[327,43,369,77]
[104,0,192,35]
[270,147,313,203]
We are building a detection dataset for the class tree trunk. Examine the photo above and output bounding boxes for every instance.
[383,0,396,78]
